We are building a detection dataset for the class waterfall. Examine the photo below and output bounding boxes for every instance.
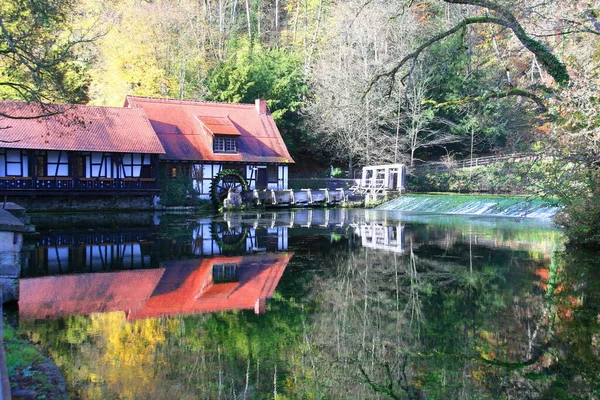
[376,195,562,219]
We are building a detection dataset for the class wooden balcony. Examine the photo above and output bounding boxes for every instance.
[0,177,158,195]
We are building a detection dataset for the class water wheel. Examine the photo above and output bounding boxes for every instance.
[210,169,248,207]
[210,222,248,254]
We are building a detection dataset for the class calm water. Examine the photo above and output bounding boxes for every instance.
[14,209,600,399]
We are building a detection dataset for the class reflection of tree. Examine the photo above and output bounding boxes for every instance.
[22,294,309,399]
[301,230,559,399]
[521,250,600,398]
[19,219,600,398]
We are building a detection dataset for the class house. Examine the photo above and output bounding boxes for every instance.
[124,96,294,202]
[0,100,165,207]
[0,96,294,209]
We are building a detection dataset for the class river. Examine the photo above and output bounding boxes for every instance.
[11,208,600,399]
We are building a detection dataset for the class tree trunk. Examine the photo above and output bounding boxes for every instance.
[245,0,252,41]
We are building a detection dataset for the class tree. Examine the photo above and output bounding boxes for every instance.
[369,1,600,110]
[205,41,308,152]
[0,0,95,118]
[305,0,422,172]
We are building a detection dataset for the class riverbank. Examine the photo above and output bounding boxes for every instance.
[2,315,69,399]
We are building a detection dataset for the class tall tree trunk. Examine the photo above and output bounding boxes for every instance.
[245,0,252,41]
[274,0,279,43]
[305,0,323,72]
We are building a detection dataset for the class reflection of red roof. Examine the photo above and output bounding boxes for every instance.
[132,253,291,318]
[124,96,294,164]
[0,101,165,154]
[19,269,165,320]
[19,253,293,320]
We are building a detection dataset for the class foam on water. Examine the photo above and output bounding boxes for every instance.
[376,195,562,219]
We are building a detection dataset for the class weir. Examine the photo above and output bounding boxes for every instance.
[376,195,562,219]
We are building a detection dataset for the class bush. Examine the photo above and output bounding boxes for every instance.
[331,167,345,178]
[407,161,558,194]
[559,197,600,248]
[159,176,199,206]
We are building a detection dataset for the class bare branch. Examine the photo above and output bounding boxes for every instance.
[366,16,508,96]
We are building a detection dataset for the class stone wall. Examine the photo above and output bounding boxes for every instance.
[0,231,21,303]
[5,195,156,212]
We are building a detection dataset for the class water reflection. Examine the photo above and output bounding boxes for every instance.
[24,231,158,275]
[20,253,292,320]
[354,222,405,253]
[15,209,600,399]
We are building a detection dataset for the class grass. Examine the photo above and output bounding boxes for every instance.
[3,321,46,375]
[3,317,68,398]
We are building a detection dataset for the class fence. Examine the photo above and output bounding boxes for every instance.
[412,152,547,172]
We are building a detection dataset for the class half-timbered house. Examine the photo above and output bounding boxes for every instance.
[0,101,165,205]
[124,96,294,203]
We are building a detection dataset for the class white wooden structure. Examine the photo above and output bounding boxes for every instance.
[354,222,405,254]
[352,164,406,202]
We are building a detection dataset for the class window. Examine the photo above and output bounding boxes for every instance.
[47,151,69,176]
[213,137,238,153]
[267,166,278,182]
[212,263,240,283]
[0,149,27,177]
[88,152,112,178]
[121,154,147,178]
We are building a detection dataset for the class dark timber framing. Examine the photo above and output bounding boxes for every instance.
[0,149,161,196]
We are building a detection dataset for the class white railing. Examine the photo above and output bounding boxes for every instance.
[413,152,548,171]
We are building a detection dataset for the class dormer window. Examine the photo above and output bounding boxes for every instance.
[212,263,240,283]
[213,136,238,153]
[197,115,241,154]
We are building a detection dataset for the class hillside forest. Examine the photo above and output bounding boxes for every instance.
[1,0,600,244]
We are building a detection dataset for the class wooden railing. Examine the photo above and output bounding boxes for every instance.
[412,152,548,172]
[0,177,158,191]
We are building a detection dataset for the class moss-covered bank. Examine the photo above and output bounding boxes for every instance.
[3,316,69,399]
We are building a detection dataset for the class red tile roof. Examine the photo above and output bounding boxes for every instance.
[0,101,165,154]
[124,96,294,164]
[19,253,293,320]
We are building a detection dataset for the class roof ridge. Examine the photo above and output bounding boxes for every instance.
[0,99,147,112]
[126,95,256,108]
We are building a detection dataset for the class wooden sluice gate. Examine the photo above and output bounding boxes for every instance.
[247,188,346,207]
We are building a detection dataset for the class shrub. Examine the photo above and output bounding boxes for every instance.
[331,167,345,178]
[159,176,199,206]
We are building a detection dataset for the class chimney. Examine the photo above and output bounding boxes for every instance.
[255,99,267,115]
[254,297,267,314]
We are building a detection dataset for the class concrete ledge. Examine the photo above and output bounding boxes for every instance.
[0,208,24,232]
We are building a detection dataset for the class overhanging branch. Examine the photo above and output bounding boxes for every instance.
[441,0,569,84]
[422,88,548,112]
[366,1,571,97]
[366,16,510,96]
